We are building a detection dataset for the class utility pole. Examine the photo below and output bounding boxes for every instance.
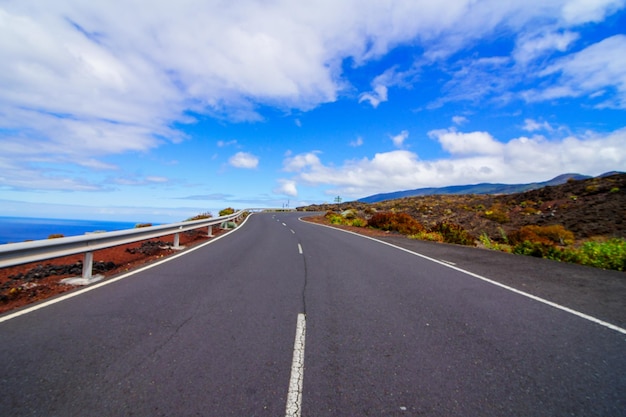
[334,196,342,203]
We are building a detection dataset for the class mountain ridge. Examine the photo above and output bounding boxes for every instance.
[357,172,622,203]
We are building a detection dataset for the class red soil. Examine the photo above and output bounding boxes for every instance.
[0,228,227,315]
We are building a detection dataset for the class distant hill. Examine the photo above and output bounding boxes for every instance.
[357,173,618,203]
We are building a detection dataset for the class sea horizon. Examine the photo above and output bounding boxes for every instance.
[0,216,151,245]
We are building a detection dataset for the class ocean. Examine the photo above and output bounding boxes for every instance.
[0,216,143,245]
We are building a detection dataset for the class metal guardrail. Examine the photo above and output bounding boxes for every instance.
[0,209,288,282]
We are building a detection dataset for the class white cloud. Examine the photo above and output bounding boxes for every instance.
[78,159,119,170]
[452,116,468,125]
[217,140,238,147]
[432,56,514,108]
[391,130,409,148]
[285,127,626,198]
[560,0,625,24]
[528,35,626,108]
[112,175,170,186]
[178,193,233,201]
[359,84,388,108]
[513,30,579,64]
[0,162,102,191]
[229,152,259,169]
[274,179,298,197]
[350,136,364,147]
[359,63,421,108]
[283,151,323,172]
[522,119,554,132]
[145,176,169,183]
[429,128,504,155]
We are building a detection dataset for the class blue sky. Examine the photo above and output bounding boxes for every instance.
[1,0,625,223]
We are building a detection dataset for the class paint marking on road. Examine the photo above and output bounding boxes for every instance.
[290,229,295,234]
[440,259,456,266]
[285,313,306,417]
[282,222,287,226]
[298,243,303,254]
[0,214,256,324]
[302,219,626,336]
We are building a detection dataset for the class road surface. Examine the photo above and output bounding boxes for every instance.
[1,212,624,416]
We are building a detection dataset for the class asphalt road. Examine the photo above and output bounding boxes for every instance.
[1,212,624,416]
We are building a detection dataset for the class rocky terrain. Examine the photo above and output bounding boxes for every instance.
[300,173,626,243]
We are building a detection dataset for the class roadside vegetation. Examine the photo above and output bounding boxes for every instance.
[303,174,626,272]
[219,207,235,216]
[185,212,213,221]
[134,223,153,228]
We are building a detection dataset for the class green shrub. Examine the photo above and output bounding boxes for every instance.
[410,231,444,242]
[219,207,235,216]
[431,222,475,246]
[349,218,367,227]
[577,238,626,271]
[510,235,625,271]
[479,233,512,253]
[329,214,343,224]
[367,212,424,235]
[134,223,152,228]
[325,211,343,224]
[324,209,367,227]
[513,241,557,258]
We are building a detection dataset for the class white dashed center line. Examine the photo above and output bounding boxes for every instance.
[285,313,306,417]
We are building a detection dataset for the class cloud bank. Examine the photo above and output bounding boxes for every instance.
[284,127,626,198]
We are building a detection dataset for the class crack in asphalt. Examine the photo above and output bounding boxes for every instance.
[119,314,195,381]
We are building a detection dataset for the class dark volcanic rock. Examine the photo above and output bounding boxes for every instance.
[8,261,117,282]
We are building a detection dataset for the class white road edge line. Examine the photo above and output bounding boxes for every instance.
[298,244,303,254]
[285,313,306,417]
[0,214,255,324]
[300,218,626,336]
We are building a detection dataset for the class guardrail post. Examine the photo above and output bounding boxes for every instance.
[173,232,180,249]
[208,225,213,237]
[83,251,93,280]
